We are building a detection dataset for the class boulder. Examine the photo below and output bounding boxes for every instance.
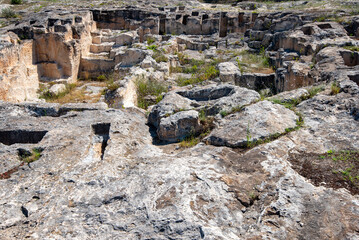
[268,87,309,102]
[205,100,298,147]
[235,73,275,92]
[140,55,156,68]
[115,49,147,67]
[48,84,66,96]
[148,92,194,128]
[218,62,241,83]
[157,110,200,142]
[176,84,260,115]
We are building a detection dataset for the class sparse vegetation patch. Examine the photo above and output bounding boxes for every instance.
[135,76,167,109]
[289,150,359,195]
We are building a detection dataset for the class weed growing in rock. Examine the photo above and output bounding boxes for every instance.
[135,76,167,109]
[179,135,199,148]
[180,110,215,148]
[18,148,43,163]
[96,75,107,81]
[1,7,17,18]
[331,81,340,95]
[175,59,220,86]
[290,150,359,195]
[220,110,228,117]
[147,37,155,45]
[39,83,77,101]
[152,50,168,63]
[343,45,359,52]
[147,45,158,51]
[270,85,325,110]
[236,50,273,74]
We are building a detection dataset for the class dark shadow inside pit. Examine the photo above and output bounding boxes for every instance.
[340,51,359,67]
[348,72,359,86]
[317,23,332,30]
[0,130,48,146]
[92,123,110,160]
[302,26,314,35]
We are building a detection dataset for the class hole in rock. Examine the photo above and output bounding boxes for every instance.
[0,130,48,146]
[348,73,359,86]
[92,123,110,160]
[302,26,314,35]
[317,23,332,30]
[340,51,359,66]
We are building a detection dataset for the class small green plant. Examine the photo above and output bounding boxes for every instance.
[343,46,359,52]
[179,110,214,148]
[246,122,252,148]
[18,148,43,163]
[147,44,158,51]
[1,7,17,19]
[220,110,228,117]
[152,51,168,63]
[179,135,199,148]
[147,37,155,45]
[330,81,340,95]
[235,50,272,74]
[96,75,107,81]
[314,15,327,22]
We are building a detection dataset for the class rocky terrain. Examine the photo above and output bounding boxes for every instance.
[0,0,359,239]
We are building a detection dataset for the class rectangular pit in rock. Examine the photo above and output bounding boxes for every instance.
[0,130,48,146]
[91,123,110,160]
[348,72,359,86]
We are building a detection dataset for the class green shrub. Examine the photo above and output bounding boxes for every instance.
[220,110,228,117]
[314,15,327,22]
[135,76,167,109]
[96,75,107,81]
[331,81,340,95]
[147,45,158,51]
[11,0,22,4]
[154,54,168,63]
[1,7,16,18]
[343,45,359,52]
[147,37,155,45]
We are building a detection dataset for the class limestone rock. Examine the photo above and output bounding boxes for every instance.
[218,62,240,83]
[48,83,66,96]
[148,92,194,128]
[157,110,200,142]
[140,55,156,68]
[205,100,298,147]
[268,87,309,102]
[235,73,276,92]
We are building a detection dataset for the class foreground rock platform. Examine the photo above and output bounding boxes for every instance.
[0,76,358,239]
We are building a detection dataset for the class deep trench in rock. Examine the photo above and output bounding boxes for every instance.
[0,130,48,146]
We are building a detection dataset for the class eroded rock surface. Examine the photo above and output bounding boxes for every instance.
[0,1,359,239]
[205,100,298,147]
